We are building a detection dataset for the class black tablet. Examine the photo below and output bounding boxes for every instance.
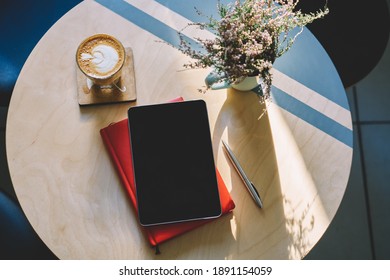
[128,100,222,226]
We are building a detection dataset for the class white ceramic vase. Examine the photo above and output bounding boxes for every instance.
[231,76,260,91]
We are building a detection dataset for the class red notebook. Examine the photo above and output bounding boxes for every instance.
[100,98,235,248]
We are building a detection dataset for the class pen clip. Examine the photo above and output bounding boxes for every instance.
[250,182,260,197]
[250,182,263,208]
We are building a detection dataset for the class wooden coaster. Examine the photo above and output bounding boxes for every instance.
[77,47,137,106]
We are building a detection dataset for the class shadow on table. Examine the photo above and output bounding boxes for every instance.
[211,89,290,259]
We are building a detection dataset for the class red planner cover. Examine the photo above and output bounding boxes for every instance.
[100,98,235,248]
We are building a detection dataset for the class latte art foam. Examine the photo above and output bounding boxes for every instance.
[76,34,125,81]
[81,44,119,75]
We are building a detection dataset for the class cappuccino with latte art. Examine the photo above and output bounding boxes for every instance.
[76,34,125,86]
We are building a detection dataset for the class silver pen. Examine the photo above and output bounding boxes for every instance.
[222,140,263,208]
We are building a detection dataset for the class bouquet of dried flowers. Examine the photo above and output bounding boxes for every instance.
[178,0,329,100]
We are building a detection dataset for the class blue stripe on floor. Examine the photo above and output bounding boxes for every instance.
[273,29,350,110]
[95,0,353,148]
[154,0,230,22]
[272,87,353,148]
[95,0,202,52]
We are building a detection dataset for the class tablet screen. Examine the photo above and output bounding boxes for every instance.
[128,100,222,226]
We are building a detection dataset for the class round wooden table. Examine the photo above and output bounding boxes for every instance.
[6,0,353,259]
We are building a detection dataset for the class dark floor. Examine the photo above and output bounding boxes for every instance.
[1,107,13,197]
[1,0,390,260]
